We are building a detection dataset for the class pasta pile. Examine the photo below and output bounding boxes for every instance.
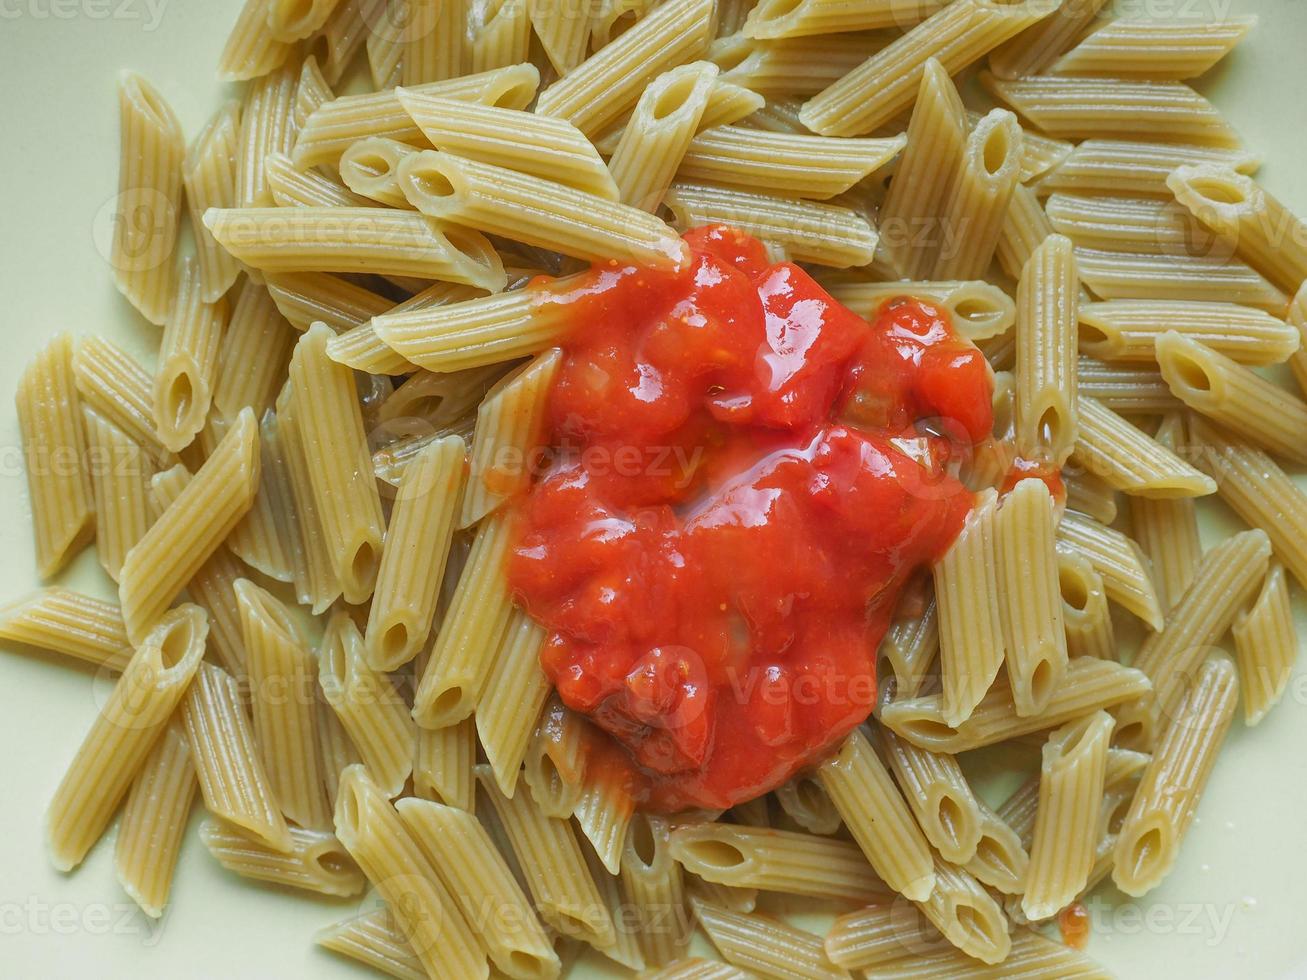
[5,0,1307,978]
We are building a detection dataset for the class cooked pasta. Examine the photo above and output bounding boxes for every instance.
[217,0,294,80]
[878,597,939,700]
[200,820,365,897]
[996,183,1054,281]
[155,257,226,452]
[621,814,692,968]
[274,383,342,612]
[412,715,478,810]
[1037,138,1260,198]
[1128,414,1202,612]
[880,727,982,864]
[265,152,375,208]
[0,589,132,672]
[710,33,878,100]
[691,898,848,979]
[575,761,636,876]
[16,335,94,578]
[523,694,588,819]
[1056,509,1164,630]
[82,408,151,583]
[235,63,297,209]
[183,101,243,302]
[987,0,1107,79]
[1013,233,1078,465]
[1231,562,1297,727]
[1074,245,1287,312]
[743,0,945,38]
[401,0,465,84]
[1076,355,1181,415]
[315,907,425,980]
[338,136,419,208]
[1078,299,1298,366]
[1056,548,1115,662]
[965,799,1030,896]
[114,725,196,917]
[824,279,1014,341]
[475,609,550,795]
[212,279,297,421]
[467,0,531,72]
[914,853,1010,964]
[47,606,206,871]
[264,271,392,333]
[1073,395,1216,498]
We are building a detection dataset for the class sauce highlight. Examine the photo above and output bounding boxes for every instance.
[507,226,994,811]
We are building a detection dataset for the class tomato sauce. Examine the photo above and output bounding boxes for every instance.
[507,226,994,811]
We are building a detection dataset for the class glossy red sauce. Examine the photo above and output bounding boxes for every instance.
[1059,902,1091,950]
[507,226,994,811]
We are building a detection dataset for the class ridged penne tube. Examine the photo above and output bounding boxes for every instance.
[200,820,365,896]
[523,695,587,819]
[82,408,151,583]
[183,101,242,302]
[467,0,531,72]
[982,75,1242,147]
[798,0,1053,137]
[475,767,616,948]
[275,384,342,612]
[1134,529,1270,726]
[620,815,691,968]
[1232,563,1296,727]
[1079,299,1298,366]
[266,0,344,40]
[461,350,559,527]
[664,182,877,268]
[204,207,507,288]
[46,606,206,872]
[264,272,392,333]
[710,32,880,99]
[1168,164,1307,294]
[315,684,361,813]
[476,610,550,796]
[293,55,334,128]
[609,62,718,212]
[879,599,939,699]
[397,151,687,270]
[181,662,291,851]
[366,436,465,670]
[319,612,415,798]
[111,72,183,325]
[235,64,296,209]
[1021,710,1113,920]
[236,579,331,830]
[881,657,1151,754]
[292,65,541,166]
[1077,356,1180,414]
[987,0,1107,78]
[1013,233,1077,465]
[212,280,296,422]
[1048,192,1225,256]
[114,726,196,917]
[0,589,132,672]
[1073,395,1215,498]
[287,324,385,603]
[964,800,1029,895]
[402,0,466,84]
[334,765,489,978]
[822,903,942,971]
[520,0,587,75]
[413,716,477,809]
[574,763,636,875]
[223,411,295,585]
[119,408,259,642]
[397,798,560,979]
[1157,332,1307,464]
[329,284,495,374]
[684,875,758,917]
[1057,549,1114,661]
[1038,138,1260,198]
[155,258,226,452]
[364,2,405,89]
[398,90,618,200]
[913,854,1010,965]
[1129,414,1201,612]
[535,0,714,137]
[1289,283,1307,394]
[265,153,374,209]
[1113,656,1237,897]
[677,127,905,202]
[691,899,848,979]
[996,183,1054,282]
[17,335,94,578]
[934,488,1004,728]
[592,72,763,156]
[1064,467,1117,525]
[872,926,1111,979]
[825,279,1015,342]
[774,775,841,836]
[743,0,946,38]
[930,109,1022,280]
[999,746,1150,849]
[880,728,982,865]
[814,728,935,901]
[339,137,420,208]
[316,907,425,980]
[412,510,515,726]
[72,338,167,466]
[312,0,380,84]
[1056,510,1163,630]
[997,478,1067,715]
[217,0,294,80]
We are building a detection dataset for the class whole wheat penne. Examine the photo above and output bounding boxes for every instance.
[155,257,226,452]
[315,680,361,813]
[535,0,715,138]
[1076,245,1287,312]
[710,32,883,99]
[292,65,540,166]
[1077,355,1180,414]
[316,907,425,980]
[119,408,259,642]
[593,71,762,157]
[183,101,243,302]
[1063,467,1117,525]
[1133,529,1270,726]
[619,814,692,968]
[1057,549,1115,661]
[879,598,939,700]
[1113,655,1237,897]
[365,1,407,89]
[1169,163,1307,295]
[235,63,297,209]
[334,765,489,978]
[0,589,132,672]
[963,799,1029,896]
[575,763,636,875]
[201,820,365,896]
[1231,562,1296,727]
[264,272,393,334]
[691,898,849,979]
[798,0,1053,137]
[1046,192,1221,256]
[114,725,196,917]
[1056,509,1163,630]
[743,0,945,38]
[217,0,295,80]
[339,136,420,208]
[522,0,589,75]
[1073,394,1215,497]
[664,182,878,267]
[822,903,943,971]
[1288,282,1307,394]
[47,606,206,871]
[265,153,375,209]
[996,183,1054,281]
[872,926,1111,978]
[524,694,588,818]
[880,727,983,864]
[111,72,184,325]
[1157,331,1307,464]
[1013,233,1078,465]
[82,407,151,583]
[475,609,549,796]
[292,54,334,128]
[773,775,841,836]
[1128,413,1202,612]
[17,335,94,578]
[913,854,1010,964]
[816,728,935,901]
[212,279,297,421]
[318,612,414,798]
[880,657,1151,754]
[1037,138,1260,198]
[1079,299,1298,365]
[467,0,531,72]
[987,0,1108,78]
[1022,710,1113,920]
[930,109,1022,280]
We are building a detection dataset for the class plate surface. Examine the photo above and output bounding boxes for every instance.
[2,1,1306,976]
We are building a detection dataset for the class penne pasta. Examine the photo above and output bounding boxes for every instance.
[996,183,1054,281]
[1077,355,1180,414]
[476,608,550,796]
[292,54,334,128]
[1013,233,1078,465]
[691,898,848,979]
[1078,299,1299,366]
[710,33,881,99]
[1056,509,1163,630]
[1231,562,1297,727]
[879,598,940,700]
[575,761,637,876]
[825,279,1014,342]
[523,694,588,818]
[1056,548,1115,661]
[315,908,425,980]
[183,101,243,302]
[274,383,342,612]
[265,152,374,208]
[212,278,297,421]
[880,727,983,865]
[155,257,226,452]
[743,0,946,39]
[913,854,1010,965]
[468,0,532,73]
[1128,413,1202,612]
[1037,138,1260,198]
[1072,394,1215,498]
[0,589,132,672]
[217,0,294,80]
[412,716,478,810]
[621,815,692,968]
[987,0,1108,78]
[401,0,466,85]
[235,63,297,209]
[82,407,151,583]
[964,799,1029,896]
[339,136,420,208]
[264,271,392,333]
[200,820,365,896]
[773,775,841,836]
